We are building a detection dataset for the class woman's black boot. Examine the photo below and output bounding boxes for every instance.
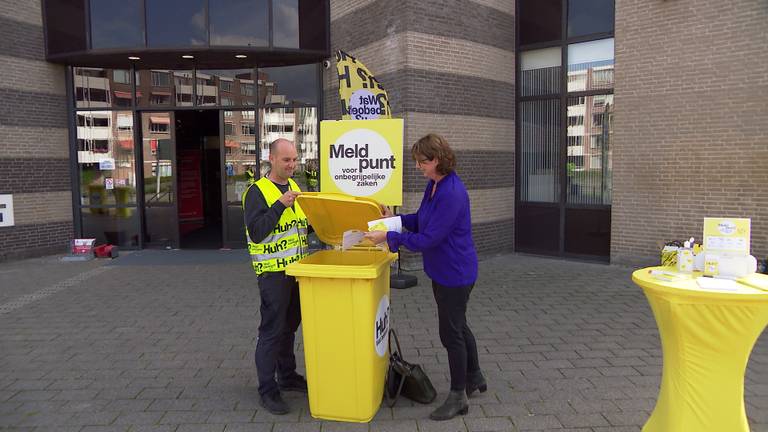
[466,370,487,397]
[429,390,469,421]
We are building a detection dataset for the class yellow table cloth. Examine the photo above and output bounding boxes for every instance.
[632,267,768,432]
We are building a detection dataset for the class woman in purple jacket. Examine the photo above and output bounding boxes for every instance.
[365,133,485,421]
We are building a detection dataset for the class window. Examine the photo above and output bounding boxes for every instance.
[114,94,132,107]
[152,71,171,87]
[76,110,137,207]
[89,89,109,103]
[568,72,587,92]
[74,68,121,108]
[519,0,562,45]
[224,123,235,135]
[151,94,171,105]
[241,124,256,135]
[590,155,602,168]
[176,93,192,105]
[77,115,110,127]
[273,0,299,48]
[568,155,584,169]
[113,70,131,84]
[242,146,257,155]
[90,0,144,49]
[241,84,254,96]
[146,0,206,47]
[150,122,169,133]
[568,39,614,92]
[517,0,618,255]
[78,68,108,78]
[199,77,215,86]
[221,97,234,106]
[117,115,133,131]
[592,68,614,89]
[174,73,193,86]
[593,95,606,108]
[568,116,584,126]
[210,0,268,47]
[258,65,319,105]
[221,81,232,92]
[568,0,614,38]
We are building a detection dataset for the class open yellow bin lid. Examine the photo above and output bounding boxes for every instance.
[296,192,383,247]
[288,192,397,279]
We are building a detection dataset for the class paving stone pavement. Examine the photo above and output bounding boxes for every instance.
[0,250,766,432]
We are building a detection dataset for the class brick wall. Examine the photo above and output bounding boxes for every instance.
[0,5,71,261]
[326,0,516,263]
[612,0,768,265]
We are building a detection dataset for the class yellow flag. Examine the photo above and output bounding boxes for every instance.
[335,50,392,120]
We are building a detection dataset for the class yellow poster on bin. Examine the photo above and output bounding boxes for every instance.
[336,50,392,120]
[320,119,403,206]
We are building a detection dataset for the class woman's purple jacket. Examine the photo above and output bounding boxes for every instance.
[386,171,478,287]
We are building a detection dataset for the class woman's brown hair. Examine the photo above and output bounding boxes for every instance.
[411,133,456,175]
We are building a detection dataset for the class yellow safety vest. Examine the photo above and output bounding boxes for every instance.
[242,177,309,275]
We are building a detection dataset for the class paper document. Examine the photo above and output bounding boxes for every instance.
[696,277,743,292]
[342,230,366,251]
[367,216,402,233]
[737,275,768,292]
[649,269,691,282]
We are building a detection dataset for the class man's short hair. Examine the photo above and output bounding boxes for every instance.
[269,138,294,154]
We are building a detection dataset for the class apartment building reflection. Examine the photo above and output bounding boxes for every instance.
[566,60,614,205]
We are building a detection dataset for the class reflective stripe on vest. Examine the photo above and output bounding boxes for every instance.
[242,177,309,275]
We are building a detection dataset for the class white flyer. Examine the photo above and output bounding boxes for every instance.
[342,230,366,251]
[367,216,402,233]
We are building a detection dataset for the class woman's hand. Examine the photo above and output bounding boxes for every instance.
[363,230,388,244]
[380,205,393,217]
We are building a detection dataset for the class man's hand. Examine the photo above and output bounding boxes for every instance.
[278,190,301,207]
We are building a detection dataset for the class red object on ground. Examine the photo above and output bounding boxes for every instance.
[93,244,118,258]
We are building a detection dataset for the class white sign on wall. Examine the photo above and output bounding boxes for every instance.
[0,195,15,227]
[99,158,115,170]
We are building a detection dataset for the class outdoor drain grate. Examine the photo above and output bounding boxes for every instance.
[0,266,112,315]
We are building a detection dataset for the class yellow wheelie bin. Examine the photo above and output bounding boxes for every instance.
[285,192,397,422]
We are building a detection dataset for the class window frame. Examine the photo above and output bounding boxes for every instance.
[67,63,323,250]
[515,0,614,259]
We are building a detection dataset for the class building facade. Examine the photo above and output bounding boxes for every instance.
[0,0,765,265]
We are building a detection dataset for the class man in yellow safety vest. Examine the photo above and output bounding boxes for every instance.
[242,138,309,415]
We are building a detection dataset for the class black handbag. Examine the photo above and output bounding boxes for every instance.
[384,329,437,406]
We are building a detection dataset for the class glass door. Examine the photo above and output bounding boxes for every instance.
[140,111,179,248]
[222,109,257,247]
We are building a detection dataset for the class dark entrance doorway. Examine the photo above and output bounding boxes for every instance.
[175,110,222,249]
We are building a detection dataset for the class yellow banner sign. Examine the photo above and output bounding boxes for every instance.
[336,50,392,120]
[320,119,403,206]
